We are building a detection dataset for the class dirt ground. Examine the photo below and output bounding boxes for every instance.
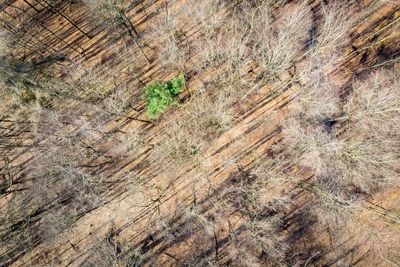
[1,0,399,266]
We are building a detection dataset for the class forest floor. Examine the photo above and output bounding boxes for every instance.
[1,0,399,266]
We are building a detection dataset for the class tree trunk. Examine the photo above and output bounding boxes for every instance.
[119,13,151,65]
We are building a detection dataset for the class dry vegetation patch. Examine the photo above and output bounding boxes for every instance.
[0,0,399,266]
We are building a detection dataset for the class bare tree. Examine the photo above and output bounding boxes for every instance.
[0,107,111,265]
[310,1,355,56]
[342,67,400,136]
[151,3,190,73]
[250,2,311,80]
[183,0,224,37]
[83,0,151,64]
[295,54,341,121]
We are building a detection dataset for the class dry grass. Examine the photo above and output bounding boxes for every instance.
[153,86,235,167]
[107,128,146,158]
[101,86,133,117]
[155,118,204,165]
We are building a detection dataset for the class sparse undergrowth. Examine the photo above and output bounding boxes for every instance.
[0,0,399,266]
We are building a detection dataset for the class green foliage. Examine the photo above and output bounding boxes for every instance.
[169,74,185,95]
[145,74,185,119]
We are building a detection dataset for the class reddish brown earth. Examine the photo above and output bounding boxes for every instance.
[0,0,399,266]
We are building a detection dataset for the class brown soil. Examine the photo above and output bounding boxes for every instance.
[1,0,399,266]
